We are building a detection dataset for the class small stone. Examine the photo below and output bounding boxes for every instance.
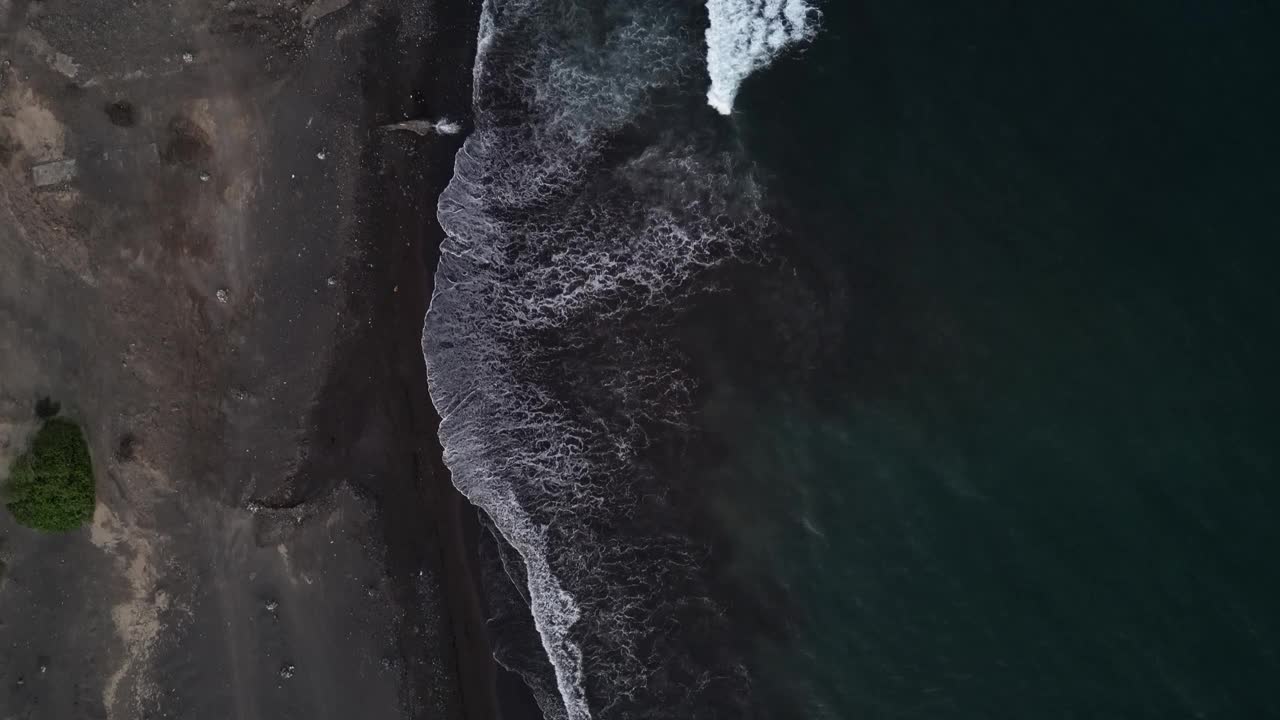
[279,663,295,679]
[215,289,229,303]
[198,171,211,182]
[325,275,337,288]
[181,52,195,64]
[315,150,326,160]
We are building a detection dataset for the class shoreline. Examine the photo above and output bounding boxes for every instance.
[285,0,537,716]
[296,0,548,717]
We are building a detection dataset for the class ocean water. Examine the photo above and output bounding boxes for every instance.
[426,1,1280,718]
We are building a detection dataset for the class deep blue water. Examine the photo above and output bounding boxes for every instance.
[691,1,1280,717]
[428,1,1280,717]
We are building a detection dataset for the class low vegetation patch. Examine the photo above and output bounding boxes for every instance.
[3,418,95,532]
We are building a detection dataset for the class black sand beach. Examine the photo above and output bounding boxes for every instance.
[0,0,518,716]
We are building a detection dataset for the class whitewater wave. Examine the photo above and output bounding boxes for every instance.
[705,0,819,115]
[425,0,768,717]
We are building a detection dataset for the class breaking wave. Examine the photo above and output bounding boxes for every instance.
[705,0,819,115]
[424,0,786,716]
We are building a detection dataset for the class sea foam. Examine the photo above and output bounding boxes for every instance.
[426,0,767,717]
[705,0,818,114]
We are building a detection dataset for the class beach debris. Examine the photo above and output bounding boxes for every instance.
[215,288,229,303]
[325,275,337,288]
[279,663,295,679]
[198,170,211,182]
[31,158,77,187]
[265,598,279,612]
[379,118,462,137]
[181,51,195,64]
[315,150,326,160]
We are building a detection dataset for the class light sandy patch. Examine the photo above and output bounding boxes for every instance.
[276,542,293,576]
[15,28,81,80]
[91,501,167,720]
[0,82,66,163]
[0,77,93,284]
[0,417,38,482]
[183,98,219,140]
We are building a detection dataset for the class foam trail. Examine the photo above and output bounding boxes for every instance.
[705,0,818,114]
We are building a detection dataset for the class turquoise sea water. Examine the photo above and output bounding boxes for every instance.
[691,2,1280,716]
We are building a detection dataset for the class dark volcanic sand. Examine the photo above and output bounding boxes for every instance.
[0,0,516,717]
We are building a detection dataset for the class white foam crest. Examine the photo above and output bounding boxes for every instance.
[463,479,590,718]
[705,0,819,114]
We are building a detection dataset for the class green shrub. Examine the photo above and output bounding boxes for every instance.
[3,418,96,532]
